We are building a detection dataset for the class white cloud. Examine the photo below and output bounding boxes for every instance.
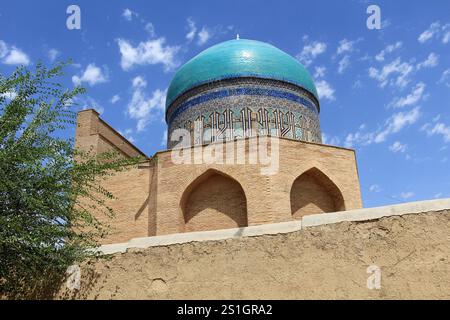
[74,96,104,114]
[47,48,60,62]
[375,42,402,62]
[416,53,439,70]
[110,94,120,104]
[145,23,156,37]
[122,8,137,21]
[4,49,30,65]
[186,18,197,42]
[315,79,335,101]
[0,40,30,65]
[391,82,426,108]
[422,122,450,143]
[352,80,363,89]
[127,76,166,132]
[197,27,211,45]
[369,184,381,193]
[72,63,108,86]
[338,55,350,74]
[400,192,414,199]
[389,141,407,153]
[118,128,135,144]
[375,107,421,143]
[438,69,450,87]
[344,130,375,148]
[418,21,450,44]
[117,38,180,72]
[369,58,414,89]
[185,18,213,46]
[321,133,340,146]
[314,66,326,78]
[336,39,356,55]
[418,22,441,43]
[0,91,17,100]
[443,30,450,44]
[0,41,7,58]
[345,107,421,148]
[297,40,327,67]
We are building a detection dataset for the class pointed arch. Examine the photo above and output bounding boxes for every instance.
[180,169,248,232]
[290,167,345,219]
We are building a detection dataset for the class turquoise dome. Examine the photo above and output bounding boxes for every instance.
[166,39,318,109]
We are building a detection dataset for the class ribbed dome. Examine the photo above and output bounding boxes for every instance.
[166,39,318,109]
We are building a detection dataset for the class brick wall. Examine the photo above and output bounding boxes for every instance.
[75,110,363,244]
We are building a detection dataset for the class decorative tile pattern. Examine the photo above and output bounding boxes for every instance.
[166,78,322,148]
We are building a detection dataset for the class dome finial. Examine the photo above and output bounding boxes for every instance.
[236,34,240,40]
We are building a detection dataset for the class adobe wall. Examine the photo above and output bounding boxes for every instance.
[60,199,450,299]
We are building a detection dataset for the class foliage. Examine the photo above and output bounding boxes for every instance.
[0,63,140,298]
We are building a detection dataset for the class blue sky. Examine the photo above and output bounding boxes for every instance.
[0,0,449,207]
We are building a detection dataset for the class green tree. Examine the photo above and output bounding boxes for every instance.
[0,63,140,298]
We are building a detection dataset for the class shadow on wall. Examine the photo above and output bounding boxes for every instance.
[290,167,345,219]
[180,169,248,233]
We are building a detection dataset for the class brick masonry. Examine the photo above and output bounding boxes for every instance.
[75,109,363,244]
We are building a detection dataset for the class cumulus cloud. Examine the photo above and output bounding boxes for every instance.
[389,141,407,153]
[314,66,326,78]
[0,40,30,65]
[338,55,350,74]
[443,29,450,44]
[0,91,17,101]
[315,79,335,101]
[375,107,421,143]
[185,18,213,46]
[344,107,421,147]
[418,21,450,44]
[47,48,60,62]
[375,42,402,62]
[422,122,450,143]
[118,128,135,144]
[74,96,104,114]
[72,63,108,86]
[127,76,166,131]
[344,130,375,148]
[369,184,381,193]
[117,38,180,71]
[122,8,137,21]
[197,27,211,45]
[110,94,120,104]
[336,39,357,55]
[416,52,439,70]
[368,58,414,89]
[390,82,426,108]
[438,69,450,87]
[297,40,327,67]
[400,192,414,199]
[321,133,340,146]
[144,22,156,37]
[186,17,197,42]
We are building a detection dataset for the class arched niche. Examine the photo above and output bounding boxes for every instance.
[290,167,345,219]
[180,169,248,232]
